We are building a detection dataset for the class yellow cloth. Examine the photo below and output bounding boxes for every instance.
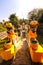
[35,44,43,52]
[0,45,15,60]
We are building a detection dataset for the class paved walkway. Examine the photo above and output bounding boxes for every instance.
[12,40,31,65]
[0,38,43,65]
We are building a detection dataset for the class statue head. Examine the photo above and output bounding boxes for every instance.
[29,20,39,32]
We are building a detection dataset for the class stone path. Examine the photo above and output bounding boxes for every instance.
[0,38,43,65]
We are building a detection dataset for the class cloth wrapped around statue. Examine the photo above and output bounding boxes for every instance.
[28,30,37,39]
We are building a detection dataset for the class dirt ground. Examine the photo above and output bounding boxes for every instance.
[0,38,43,65]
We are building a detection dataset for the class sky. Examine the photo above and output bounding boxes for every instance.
[0,0,43,21]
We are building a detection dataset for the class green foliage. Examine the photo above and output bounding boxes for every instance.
[38,25,43,29]
[0,38,8,50]
[37,34,43,45]
[19,19,27,24]
[0,23,6,32]
[0,38,7,44]
[0,23,7,49]
[28,8,43,23]
[9,13,17,21]
[9,13,19,28]
[28,9,38,21]
[37,8,43,23]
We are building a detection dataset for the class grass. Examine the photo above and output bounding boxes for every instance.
[0,24,6,32]
[0,24,7,50]
[0,38,8,50]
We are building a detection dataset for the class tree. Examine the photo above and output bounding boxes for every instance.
[37,8,43,23]
[28,9,38,22]
[28,8,43,23]
[9,13,18,28]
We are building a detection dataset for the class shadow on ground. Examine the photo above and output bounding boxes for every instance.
[0,59,13,65]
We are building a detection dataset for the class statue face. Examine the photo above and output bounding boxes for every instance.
[30,20,39,32]
[30,25,38,32]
